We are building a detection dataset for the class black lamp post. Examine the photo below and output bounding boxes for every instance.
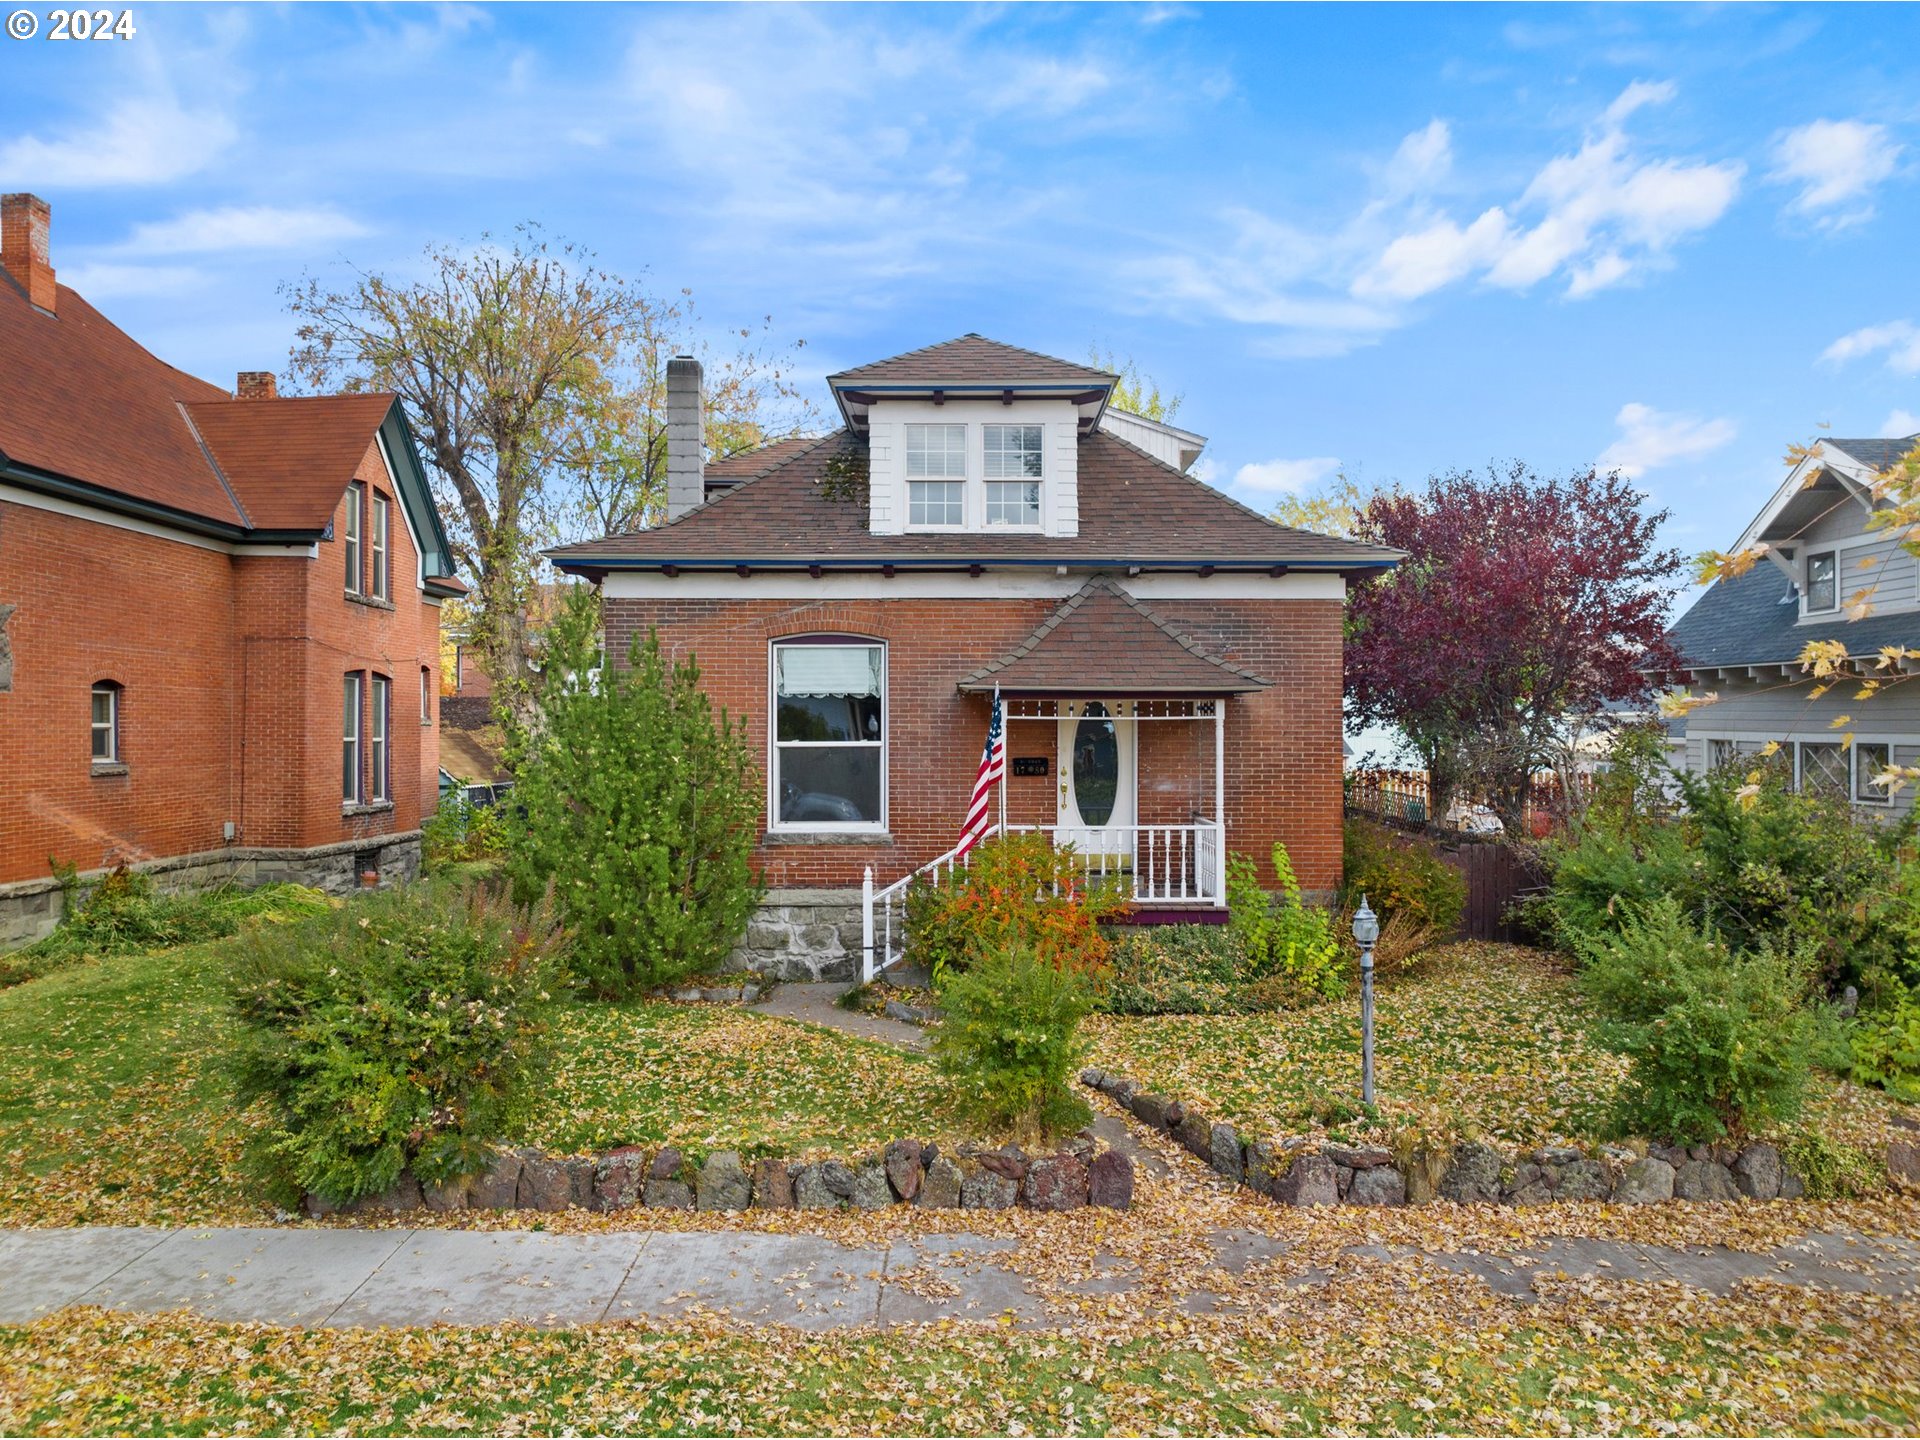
[1352,895,1379,1106]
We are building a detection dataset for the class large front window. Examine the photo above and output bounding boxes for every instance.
[773,640,884,829]
[984,423,1042,526]
[906,423,966,527]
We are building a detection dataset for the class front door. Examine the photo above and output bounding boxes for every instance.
[1057,701,1136,865]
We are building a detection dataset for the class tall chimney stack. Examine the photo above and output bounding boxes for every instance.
[1,194,55,314]
[235,371,278,401]
[665,354,705,522]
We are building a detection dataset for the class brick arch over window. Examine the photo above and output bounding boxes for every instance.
[90,678,124,765]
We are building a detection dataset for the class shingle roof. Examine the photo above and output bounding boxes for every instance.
[185,394,402,530]
[0,273,411,539]
[548,428,1402,572]
[1825,435,1919,473]
[958,578,1272,694]
[827,334,1116,390]
[1665,562,1920,670]
[705,435,819,480]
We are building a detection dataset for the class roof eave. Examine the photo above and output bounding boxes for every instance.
[547,554,1399,574]
[0,455,323,544]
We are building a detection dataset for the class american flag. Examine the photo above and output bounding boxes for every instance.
[956,686,1005,856]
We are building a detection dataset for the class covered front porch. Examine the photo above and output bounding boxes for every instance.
[863,577,1273,979]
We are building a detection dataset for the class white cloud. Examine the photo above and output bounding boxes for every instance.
[1234,456,1342,494]
[1882,409,1920,438]
[1822,320,1920,375]
[1381,119,1453,197]
[56,262,209,300]
[1353,207,1511,302]
[1597,402,1737,479]
[1602,79,1676,126]
[1770,119,1903,227]
[121,206,370,255]
[0,97,236,187]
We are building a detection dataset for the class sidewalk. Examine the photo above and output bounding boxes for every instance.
[3,1223,1915,1331]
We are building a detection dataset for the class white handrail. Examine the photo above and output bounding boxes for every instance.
[861,823,999,983]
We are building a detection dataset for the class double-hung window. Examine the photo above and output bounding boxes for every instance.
[1855,741,1893,806]
[1806,551,1836,613]
[421,666,433,724]
[905,423,966,527]
[983,423,1043,526]
[371,495,391,601]
[343,672,363,803]
[90,683,120,764]
[771,640,885,830]
[370,675,391,803]
[344,484,364,594]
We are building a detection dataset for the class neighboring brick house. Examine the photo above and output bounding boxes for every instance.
[549,336,1400,979]
[0,193,466,943]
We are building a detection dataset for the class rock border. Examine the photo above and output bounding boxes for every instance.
[305,1135,1135,1219]
[1078,1068,1881,1207]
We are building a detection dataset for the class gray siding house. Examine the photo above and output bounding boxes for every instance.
[1659,432,1920,817]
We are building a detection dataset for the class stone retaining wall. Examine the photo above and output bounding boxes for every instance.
[307,1135,1137,1218]
[723,888,866,982]
[1083,1068,1915,1206]
[0,834,422,948]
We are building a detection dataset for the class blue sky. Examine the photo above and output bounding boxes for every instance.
[4,1,1917,581]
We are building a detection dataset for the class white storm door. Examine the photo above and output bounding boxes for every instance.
[1057,701,1136,865]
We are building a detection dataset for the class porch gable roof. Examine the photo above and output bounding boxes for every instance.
[957,576,1272,695]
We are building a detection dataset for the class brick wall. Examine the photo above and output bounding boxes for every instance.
[0,441,442,885]
[603,592,1345,893]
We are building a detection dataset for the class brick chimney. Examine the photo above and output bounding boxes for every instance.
[1,193,55,313]
[235,371,278,401]
[665,354,705,522]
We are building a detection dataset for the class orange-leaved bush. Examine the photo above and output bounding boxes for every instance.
[904,832,1125,984]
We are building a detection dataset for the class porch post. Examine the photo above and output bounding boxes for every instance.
[1213,699,1227,904]
[861,866,875,984]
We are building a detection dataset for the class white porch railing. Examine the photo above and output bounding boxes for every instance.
[860,820,1226,982]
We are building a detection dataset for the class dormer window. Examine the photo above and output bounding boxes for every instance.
[1806,551,1836,613]
[906,423,966,526]
[984,423,1043,527]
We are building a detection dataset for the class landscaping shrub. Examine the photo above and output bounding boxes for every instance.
[1341,820,1466,933]
[3,866,330,989]
[905,831,1125,984]
[226,882,566,1206]
[1849,986,1920,1104]
[1099,924,1249,1015]
[1335,904,1438,979]
[1574,897,1821,1142]
[423,796,508,872]
[506,587,763,999]
[1226,843,1346,1006]
[932,944,1094,1139]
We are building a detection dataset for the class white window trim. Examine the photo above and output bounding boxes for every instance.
[371,494,391,602]
[370,674,391,803]
[90,684,119,763]
[1852,739,1896,807]
[904,422,971,532]
[421,667,433,725]
[344,485,364,596]
[767,638,888,835]
[1803,550,1838,616]
[982,422,1045,532]
[343,672,362,804]
[1690,728,1904,809]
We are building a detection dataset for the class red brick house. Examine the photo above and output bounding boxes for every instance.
[550,337,1399,980]
[0,194,465,944]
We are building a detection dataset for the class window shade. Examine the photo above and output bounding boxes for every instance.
[778,645,881,698]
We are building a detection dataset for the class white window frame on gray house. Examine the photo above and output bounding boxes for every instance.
[983,422,1043,527]
[1689,729,1903,811]
[1854,740,1894,806]
[1805,550,1837,614]
[768,638,887,835]
[905,423,967,528]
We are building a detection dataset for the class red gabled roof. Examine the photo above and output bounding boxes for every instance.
[0,279,243,526]
[185,393,401,531]
[0,273,416,539]
[959,578,1272,695]
[827,334,1116,390]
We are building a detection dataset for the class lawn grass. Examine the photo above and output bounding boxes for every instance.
[1086,941,1918,1160]
[0,938,971,1225]
[2,1290,1914,1436]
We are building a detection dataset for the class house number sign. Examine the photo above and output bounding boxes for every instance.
[1012,757,1049,777]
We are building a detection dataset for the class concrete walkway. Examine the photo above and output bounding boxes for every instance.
[2,1224,1915,1331]
[751,982,928,1050]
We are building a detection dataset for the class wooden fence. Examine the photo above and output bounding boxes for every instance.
[1442,837,1551,943]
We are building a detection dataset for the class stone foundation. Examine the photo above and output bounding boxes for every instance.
[0,834,422,949]
[725,888,866,982]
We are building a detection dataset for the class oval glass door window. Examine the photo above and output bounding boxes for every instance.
[1073,703,1120,827]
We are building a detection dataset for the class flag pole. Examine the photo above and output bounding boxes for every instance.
[996,687,1007,840]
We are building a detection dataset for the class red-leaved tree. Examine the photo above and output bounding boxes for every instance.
[1348,462,1683,831]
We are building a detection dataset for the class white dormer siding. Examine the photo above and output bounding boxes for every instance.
[865,397,1080,538]
[1097,408,1207,473]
